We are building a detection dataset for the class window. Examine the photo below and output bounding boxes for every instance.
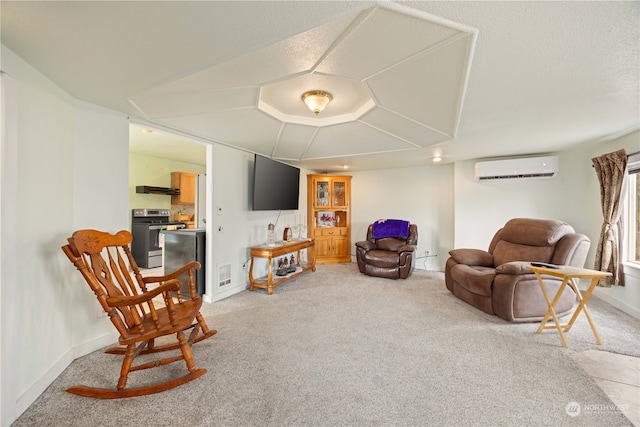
[623,152,640,267]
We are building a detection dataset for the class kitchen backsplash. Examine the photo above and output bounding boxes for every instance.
[171,204,195,222]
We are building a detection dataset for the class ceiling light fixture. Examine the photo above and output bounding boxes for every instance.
[301,90,333,116]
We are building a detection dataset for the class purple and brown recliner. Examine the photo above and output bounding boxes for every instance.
[445,218,590,322]
[356,221,418,279]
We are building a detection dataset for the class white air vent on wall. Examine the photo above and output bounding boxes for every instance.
[217,262,232,288]
[474,156,559,181]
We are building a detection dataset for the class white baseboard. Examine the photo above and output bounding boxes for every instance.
[15,350,73,417]
[15,331,118,418]
[593,288,640,320]
[203,282,245,303]
[73,331,120,358]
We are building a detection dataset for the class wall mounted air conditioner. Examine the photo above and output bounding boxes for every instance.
[474,156,559,181]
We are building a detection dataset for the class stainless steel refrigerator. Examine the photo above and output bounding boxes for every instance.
[163,229,206,299]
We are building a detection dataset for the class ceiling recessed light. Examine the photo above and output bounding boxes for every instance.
[140,128,153,134]
[433,156,442,162]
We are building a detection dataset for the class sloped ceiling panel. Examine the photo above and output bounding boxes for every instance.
[131,87,258,119]
[366,35,473,135]
[273,124,317,160]
[134,12,358,96]
[161,109,282,156]
[306,122,415,158]
[316,7,461,79]
[359,107,451,147]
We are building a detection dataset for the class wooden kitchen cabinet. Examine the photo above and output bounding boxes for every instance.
[171,172,196,204]
[307,174,351,264]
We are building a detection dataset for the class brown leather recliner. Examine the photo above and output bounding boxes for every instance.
[356,223,418,279]
[445,218,590,323]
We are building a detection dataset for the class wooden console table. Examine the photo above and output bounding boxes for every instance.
[248,239,316,295]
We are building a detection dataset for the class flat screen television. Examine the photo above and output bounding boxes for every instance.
[252,154,300,211]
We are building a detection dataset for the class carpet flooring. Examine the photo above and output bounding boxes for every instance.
[13,264,638,426]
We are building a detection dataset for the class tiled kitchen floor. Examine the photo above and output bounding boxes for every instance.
[573,350,640,426]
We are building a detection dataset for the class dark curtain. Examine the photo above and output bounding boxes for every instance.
[592,149,628,287]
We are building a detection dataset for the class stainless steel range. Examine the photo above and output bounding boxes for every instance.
[131,209,186,268]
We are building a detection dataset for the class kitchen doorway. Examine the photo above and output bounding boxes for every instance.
[129,123,212,296]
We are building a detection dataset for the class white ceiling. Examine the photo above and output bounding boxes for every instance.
[129,125,207,165]
[2,1,638,172]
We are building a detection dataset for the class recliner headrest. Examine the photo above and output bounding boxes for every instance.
[500,218,574,247]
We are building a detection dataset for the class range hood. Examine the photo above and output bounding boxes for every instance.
[136,186,180,195]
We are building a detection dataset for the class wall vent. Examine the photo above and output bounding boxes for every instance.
[217,262,232,288]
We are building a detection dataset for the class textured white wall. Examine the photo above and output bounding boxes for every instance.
[132,141,312,302]
[1,46,131,423]
[3,45,77,421]
[350,165,454,271]
[1,58,19,427]
[206,144,311,301]
[71,101,130,346]
[453,159,572,249]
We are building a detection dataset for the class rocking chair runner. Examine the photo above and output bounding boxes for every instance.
[61,229,216,398]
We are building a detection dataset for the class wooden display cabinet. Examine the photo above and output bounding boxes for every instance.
[307,174,351,264]
[171,172,196,204]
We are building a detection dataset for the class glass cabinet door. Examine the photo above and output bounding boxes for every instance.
[332,179,348,208]
[315,180,330,207]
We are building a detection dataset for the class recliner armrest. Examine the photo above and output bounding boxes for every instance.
[448,248,493,266]
[495,261,535,275]
[397,244,416,254]
[355,241,376,251]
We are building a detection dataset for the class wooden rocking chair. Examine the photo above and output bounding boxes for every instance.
[61,229,216,398]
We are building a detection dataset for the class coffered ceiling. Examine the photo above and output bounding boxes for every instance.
[2,1,638,172]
